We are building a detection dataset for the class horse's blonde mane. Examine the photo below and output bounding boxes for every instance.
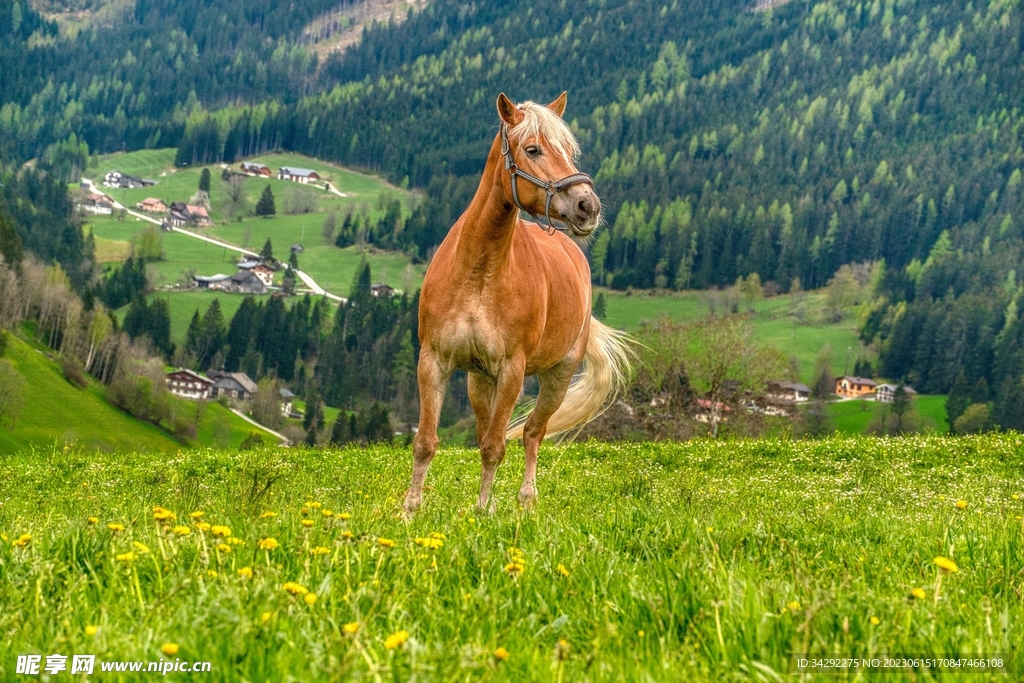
[509,100,581,162]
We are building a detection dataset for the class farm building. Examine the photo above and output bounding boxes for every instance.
[836,376,877,398]
[193,274,231,290]
[136,197,168,213]
[229,270,267,294]
[875,383,917,403]
[371,283,395,298]
[103,170,155,189]
[208,371,258,401]
[79,193,114,215]
[166,369,215,400]
[767,380,811,403]
[240,162,272,177]
[237,262,275,287]
[280,388,296,417]
[278,166,320,183]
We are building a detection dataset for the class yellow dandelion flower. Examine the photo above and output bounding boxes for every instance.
[195,522,211,532]
[226,537,244,545]
[258,537,279,550]
[261,612,272,623]
[869,616,880,625]
[377,537,396,548]
[786,601,801,611]
[238,567,253,579]
[429,531,446,540]
[152,507,177,522]
[308,502,322,509]
[338,513,352,521]
[1013,494,1020,500]
[414,536,443,550]
[503,562,525,576]
[384,630,409,650]
[467,517,476,524]
[87,516,98,524]
[301,519,314,528]
[557,564,571,578]
[217,543,232,553]
[206,570,218,578]
[85,625,98,637]
[955,500,968,509]
[172,525,191,536]
[555,638,570,660]
[934,557,959,573]
[310,546,330,556]
[12,533,31,548]
[911,587,926,600]
[210,525,231,538]
[341,531,354,540]
[189,511,205,520]
[115,552,137,562]
[107,523,124,532]
[638,630,645,637]
[161,643,178,656]
[343,622,360,635]
[322,510,334,518]
[304,592,318,606]
[282,581,309,595]
[260,511,278,519]
[494,646,509,661]
[132,541,150,554]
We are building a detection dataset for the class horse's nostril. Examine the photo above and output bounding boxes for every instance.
[577,200,590,216]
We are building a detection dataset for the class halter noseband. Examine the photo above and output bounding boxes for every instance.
[500,123,594,234]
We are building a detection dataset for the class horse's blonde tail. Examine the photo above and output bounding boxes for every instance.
[507,318,634,442]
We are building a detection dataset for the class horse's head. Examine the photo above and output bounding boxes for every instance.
[496,92,601,238]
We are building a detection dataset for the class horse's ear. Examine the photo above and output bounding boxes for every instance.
[547,91,568,117]
[496,93,522,126]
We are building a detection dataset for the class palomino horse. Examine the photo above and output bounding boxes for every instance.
[404,92,632,515]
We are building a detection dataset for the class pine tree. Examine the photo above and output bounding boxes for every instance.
[329,413,350,445]
[946,370,970,427]
[260,238,274,262]
[255,185,276,217]
[0,208,23,267]
[198,167,211,192]
[593,292,607,320]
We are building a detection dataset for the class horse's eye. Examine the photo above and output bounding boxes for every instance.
[525,145,541,158]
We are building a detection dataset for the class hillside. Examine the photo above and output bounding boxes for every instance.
[0,331,275,453]
[1,436,1021,678]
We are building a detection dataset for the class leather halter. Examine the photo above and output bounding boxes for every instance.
[500,123,594,234]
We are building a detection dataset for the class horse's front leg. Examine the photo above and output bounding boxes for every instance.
[518,363,576,509]
[405,349,450,516]
[476,356,525,514]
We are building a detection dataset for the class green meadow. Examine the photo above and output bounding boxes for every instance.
[828,395,951,435]
[0,332,275,453]
[0,436,1021,681]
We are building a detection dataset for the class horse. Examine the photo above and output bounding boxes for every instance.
[403,92,632,516]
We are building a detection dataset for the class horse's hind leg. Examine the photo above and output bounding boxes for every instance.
[518,364,575,508]
[475,357,525,514]
[404,349,450,516]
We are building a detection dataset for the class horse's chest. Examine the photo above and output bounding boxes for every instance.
[434,306,509,374]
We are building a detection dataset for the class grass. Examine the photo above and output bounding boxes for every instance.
[828,396,950,434]
[600,289,863,384]
[0,435,1022,680]
[115,292,278,346]
[0,331,276,453]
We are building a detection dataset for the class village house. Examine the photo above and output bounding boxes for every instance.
[208,371,258,401]
[371,282,395,298]
[135,197,168,213]
[694,398,731,424]
[875,383,918,403]
[103,170,155,189]
[835,376,877,398]
[767,380,811,403]
[240,161,272,177]
[168,202,211,227]
[278,166,321,183]
[237,261,275,287]
[193,274,231,290]
[279,388,296,417]
[79,193,114,215]
[228,269,267,294]
[165,369,215,400]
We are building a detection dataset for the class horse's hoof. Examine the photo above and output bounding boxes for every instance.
[403,495,421,518]
[517,487,537,510]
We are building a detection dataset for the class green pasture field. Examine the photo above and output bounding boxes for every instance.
[600,289,862,384]
[1,436,1021,680]
[828,396,951,435]
[0,332,270,454]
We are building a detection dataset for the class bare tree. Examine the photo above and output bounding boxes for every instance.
[0,360,25,429]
